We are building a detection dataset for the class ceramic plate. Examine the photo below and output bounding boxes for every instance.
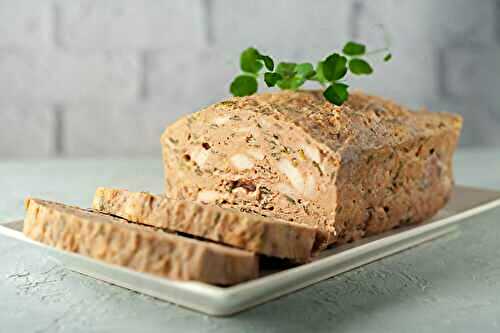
[1,185,499,316]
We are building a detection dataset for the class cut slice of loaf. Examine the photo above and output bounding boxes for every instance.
[23,198,258,285]
[92,187,327,262]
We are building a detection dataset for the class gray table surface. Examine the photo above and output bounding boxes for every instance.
[1,148,499,333]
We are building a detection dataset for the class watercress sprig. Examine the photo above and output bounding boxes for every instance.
[229,41,391,106]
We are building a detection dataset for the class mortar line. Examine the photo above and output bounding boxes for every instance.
[52,2,64,49]
[53,105,64,157]
[201,0,214,45]
[435,47,448,98]
[349,0,364,40]
[496,0,500,44]
[139,51,151,100]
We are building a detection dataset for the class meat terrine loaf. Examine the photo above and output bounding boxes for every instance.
[92,187,326,262]
[24,198,259,285]
[161,90,462,244]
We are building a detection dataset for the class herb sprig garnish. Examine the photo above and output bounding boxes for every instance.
[229,41,391,106]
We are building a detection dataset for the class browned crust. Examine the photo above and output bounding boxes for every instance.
[92,188,326,262]
[23,198,259,285]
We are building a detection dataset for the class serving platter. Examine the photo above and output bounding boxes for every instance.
[1,185,500,316]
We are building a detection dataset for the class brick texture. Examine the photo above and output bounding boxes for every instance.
[58,0,204,50]
[0,0,52,48]
[352,0,496,105]
[445,46,500,101]
[210,0,352,60]
[0,49,139,103]
[63,102,184,156]
[0,0,498,158]
[146,47,236,110]
[0,104,54,158]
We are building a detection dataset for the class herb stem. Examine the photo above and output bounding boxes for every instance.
[364,47,390,56]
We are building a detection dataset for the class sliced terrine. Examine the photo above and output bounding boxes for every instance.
[24,198,259,285]
[92,187,327,262]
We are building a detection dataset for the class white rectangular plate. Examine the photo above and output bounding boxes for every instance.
[1,185,500,316]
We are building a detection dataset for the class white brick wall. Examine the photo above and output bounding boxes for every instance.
[0,0,52,48]
[0,49,139,103]
[58,0,204,50]
[210,0,351,60]
[352,0,496,105]
[146,47,237,110]
[64,102,182,156]
[0,104,54,157]
[445,46,500,101]
[0,0,498,159]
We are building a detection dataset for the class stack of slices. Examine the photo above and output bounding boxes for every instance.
[24,190,326,285]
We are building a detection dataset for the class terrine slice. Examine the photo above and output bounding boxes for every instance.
[92,187,327,262]
[24,198,259,285]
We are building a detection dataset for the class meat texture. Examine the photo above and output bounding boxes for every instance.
[161,90,462,244]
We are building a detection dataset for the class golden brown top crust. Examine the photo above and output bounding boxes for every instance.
[200,90,463,158]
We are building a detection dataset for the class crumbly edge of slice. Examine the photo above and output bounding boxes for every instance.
[23,198,259,285]
[93,188,327,262]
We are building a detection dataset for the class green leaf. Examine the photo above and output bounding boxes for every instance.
[264,72,282,87]
[276,76,305,90]
[342,41,366,56]
[323,83,349,106]
[240,48,263,74]
[230,75,258,97]
[258,54,274,71]
[323,53,348,81]
[295,63,316,79]
[349,58,373,75]
[274,62,310,90]
[312,61,327,84]
[275,62,297,78]
[289,76,306,90]
[384,53,392,62]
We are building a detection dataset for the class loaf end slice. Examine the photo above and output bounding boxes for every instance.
[23,198,259,285]
[92,187,327,262]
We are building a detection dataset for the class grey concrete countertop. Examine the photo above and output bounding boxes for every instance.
[1,148,500,333]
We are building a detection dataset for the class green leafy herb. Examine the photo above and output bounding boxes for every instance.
[275,62,297,78]
[295,63,316,79]
[230,40,391,106]
[348,58,373,75]
[240,48,262,74]
[239,47,275,74]
[312,61,327,85]
[259,54,274,71]
[323,53,348,81]
[278,76,305,90]
[264,72,282,87]
[342,41,366,56]
[323,83,349,105]
[230,75,258,96]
